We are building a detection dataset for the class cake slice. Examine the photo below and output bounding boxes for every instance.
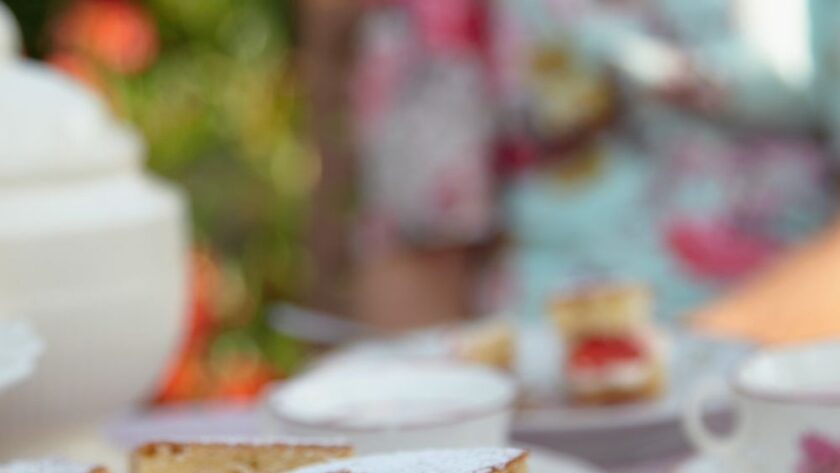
[131,437,352,473]
[549,283,665,405]
[0,460,107,473]
[287,448,527,473]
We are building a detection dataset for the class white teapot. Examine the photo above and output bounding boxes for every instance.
[0,2,188,454]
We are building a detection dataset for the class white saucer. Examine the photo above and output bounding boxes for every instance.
[677,455,734,473]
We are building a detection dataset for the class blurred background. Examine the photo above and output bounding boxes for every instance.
[4,0,840,408]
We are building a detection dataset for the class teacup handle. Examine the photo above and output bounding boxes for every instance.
[683,378,739,460]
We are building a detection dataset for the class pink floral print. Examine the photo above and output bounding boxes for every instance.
[798,432,840,473]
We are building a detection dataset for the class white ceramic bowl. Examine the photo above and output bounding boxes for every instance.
[267,361,517,453]
[0,170,188,446]
[0,184,187,444]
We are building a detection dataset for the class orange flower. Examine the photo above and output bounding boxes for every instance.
[50,0,158,75]
[152,249,220,404]
[211,355,277,404]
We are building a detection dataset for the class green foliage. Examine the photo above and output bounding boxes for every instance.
[124,0,314,311]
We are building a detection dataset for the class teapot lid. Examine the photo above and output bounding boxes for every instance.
[0,2,142,185]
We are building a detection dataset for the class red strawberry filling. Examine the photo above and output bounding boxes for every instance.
[568,336,646,371]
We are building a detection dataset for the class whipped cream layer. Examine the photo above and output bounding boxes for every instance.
[567,359,653,394]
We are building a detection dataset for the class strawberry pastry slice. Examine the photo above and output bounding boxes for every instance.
[565,335,662,404]
[550,283,666,405]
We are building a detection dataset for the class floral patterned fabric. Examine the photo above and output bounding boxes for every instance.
[352,0,838,325]
[353,0,497,250]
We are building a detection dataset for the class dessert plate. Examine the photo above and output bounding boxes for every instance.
[325,323,749,465]
[330,324,750,432]
[513,326,750,433]
[0,320,43,394]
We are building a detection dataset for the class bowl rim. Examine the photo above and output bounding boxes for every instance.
[265,361,518,432]
[732,340,840,405]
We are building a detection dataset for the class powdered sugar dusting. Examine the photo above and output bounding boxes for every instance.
[145,435,350,448]
[288,448,525,473]
[0,459,98,473]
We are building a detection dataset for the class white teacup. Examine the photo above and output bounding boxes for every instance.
[266,360,516,453]
[684,341,840,473]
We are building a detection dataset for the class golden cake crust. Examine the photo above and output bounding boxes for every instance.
[131,437,352,473]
